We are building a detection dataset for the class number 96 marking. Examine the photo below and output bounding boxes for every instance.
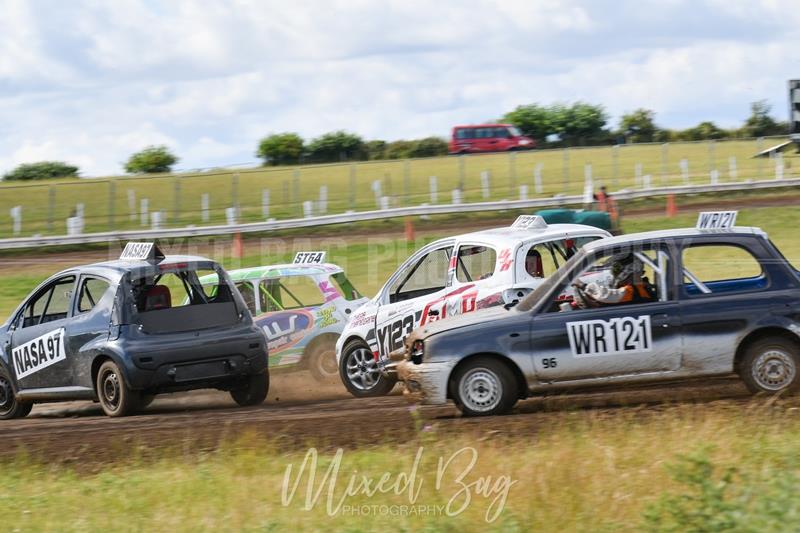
[541,357,558,369]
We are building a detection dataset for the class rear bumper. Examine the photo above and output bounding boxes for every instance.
[126,352,267,392]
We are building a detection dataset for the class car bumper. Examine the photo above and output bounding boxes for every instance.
[397,360,454,405]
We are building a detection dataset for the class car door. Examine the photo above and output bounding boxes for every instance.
[65,275,114,390]
[375,243,454,359]
[10,275,77,390]
[529,244,682,382]
[677,237,778,374]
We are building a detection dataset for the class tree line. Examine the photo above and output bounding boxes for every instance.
[2,100,789,181]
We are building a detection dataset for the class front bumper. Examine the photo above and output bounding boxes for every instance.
[397,359,455,405]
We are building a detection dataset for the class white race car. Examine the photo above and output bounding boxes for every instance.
[336,215,612,396]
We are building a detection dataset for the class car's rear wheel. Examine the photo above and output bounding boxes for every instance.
[452,357,518,417]
[339,340,396,397]
[230,371,269,407]
[0,369,32,420]
[307,341,339,383]
[96,360,140,417]
[740,337,800,394]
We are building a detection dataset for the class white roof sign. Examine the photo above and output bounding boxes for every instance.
[511,215,548,230]
[119,242,164,262]
[696,211,737,230]
[293,251,326,264]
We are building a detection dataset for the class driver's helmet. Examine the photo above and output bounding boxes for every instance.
[609,253,643,287]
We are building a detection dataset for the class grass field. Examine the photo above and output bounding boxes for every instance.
[2,398,800,531]
[0,137,794,239]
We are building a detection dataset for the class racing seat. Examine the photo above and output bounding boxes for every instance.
[144,285,172,311]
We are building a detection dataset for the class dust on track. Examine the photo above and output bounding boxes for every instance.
[0,375,765,466]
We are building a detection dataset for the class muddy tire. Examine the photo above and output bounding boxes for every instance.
[307,342,339,383]
[96,360,140,417]
[740,337,800,395]
[452,356,518,417]
[231,371,269,407]
[339,339,396,397]
[0,368,32,420]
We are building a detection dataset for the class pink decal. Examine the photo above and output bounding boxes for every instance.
[498,248,513,271]
[318,280,340,303]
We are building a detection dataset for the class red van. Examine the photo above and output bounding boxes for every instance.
[449,124,536,154]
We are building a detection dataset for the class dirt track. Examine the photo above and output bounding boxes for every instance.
[0,373,761,466]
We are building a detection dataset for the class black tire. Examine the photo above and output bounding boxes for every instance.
[0,368,32,420]
[339,339,397,397]
[96,360,140,417]
[230,371,269,407]
[307,341,339,383]
[451,356,518,417]
[739,337,800,395]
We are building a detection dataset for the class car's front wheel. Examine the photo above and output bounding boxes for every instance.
[452,357,518,417]
[96,360,140,417]
[0,369,32,420]
[230,371,269,407]
[740,337,800,395]
[339,340,396,397]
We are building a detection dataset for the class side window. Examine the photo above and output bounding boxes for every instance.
[521,237,602,280]
[390,248,451,303]
[494,127,510,138]
[456,245,497,283]
[329,273,363,301]
[262,276,324,311]
[77,277,111,314]
[236,282,257,314]
[21,276,76,327]
[551,247,668,312]
[682,244,764,295]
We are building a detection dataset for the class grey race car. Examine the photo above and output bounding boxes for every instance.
[0,243,269,419]
[398,212,800,416]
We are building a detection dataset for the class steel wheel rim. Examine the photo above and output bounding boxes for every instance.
[319,350,338,377]
[345,347,381,391]
[753,349,796,391]
[459,368,502,413]
[101,370,121,409]
[0,376,13,414]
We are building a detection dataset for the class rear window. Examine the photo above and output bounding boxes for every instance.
[130,266,239,333]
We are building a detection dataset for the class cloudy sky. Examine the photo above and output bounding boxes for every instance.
[0,0,797,176]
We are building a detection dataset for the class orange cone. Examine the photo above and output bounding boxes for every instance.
[404,217,415,241]
[233,232,244,258]
[666,194,678,217]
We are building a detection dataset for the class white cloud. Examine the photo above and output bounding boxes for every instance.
[0,0,797,176]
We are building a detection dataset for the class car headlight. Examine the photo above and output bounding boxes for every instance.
[518,139,530,145]
[410,340,424,365]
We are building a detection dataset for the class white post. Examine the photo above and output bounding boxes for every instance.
[429,175,438,203]
[66,217,82,236]
[318,185,328,215]
[127,189,136,221]
[261,189,270,219]
[9,206,21,236]
[643,174,652,189]
[776,153,784,180]
[635,163,643,187]
[451,189,462,204]
[534,163,543,194]
[75,203,85,234]
[140,199,149,226]
[728,156,737,180]
[710,169,719,185]
[480,170,490,199]
[371,179,382,208]
[302,200,314,218]
[151,210,163,230]
[201,193,210,223]
[379,196,390,210]
[225,206,238,225]
[519,184,528,201]
[679,159,689,184]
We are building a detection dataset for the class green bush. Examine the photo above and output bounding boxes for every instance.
[3,161,79,181]
[124,145,179,174]
[256,133,304,166]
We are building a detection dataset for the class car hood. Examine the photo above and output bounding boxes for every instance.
[415,304,515,340]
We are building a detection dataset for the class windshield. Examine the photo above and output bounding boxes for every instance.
[508,126,522,137]
[516,248,586,312]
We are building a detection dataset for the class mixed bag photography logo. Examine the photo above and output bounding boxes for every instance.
[281,446,518,523]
